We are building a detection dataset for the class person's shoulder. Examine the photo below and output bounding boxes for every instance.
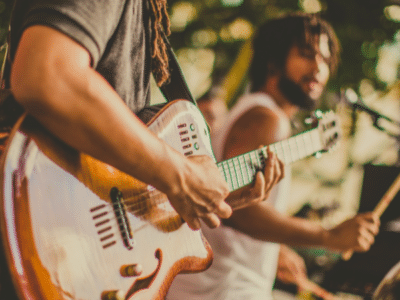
[234,104,291,146]
[237,105,282,133]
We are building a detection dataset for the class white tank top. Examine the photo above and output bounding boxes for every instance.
[167,93,291,300]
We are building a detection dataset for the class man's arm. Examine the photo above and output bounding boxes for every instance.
[224,146,285,211]
[222,106,379,253]
[10,25,233,230]
[224,202,379,252]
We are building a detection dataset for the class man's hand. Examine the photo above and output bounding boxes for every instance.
[166,155,231,231]
[225,146,285,211]
[277,246,340,300]
[276,245,308,286]
[325,212,380,252]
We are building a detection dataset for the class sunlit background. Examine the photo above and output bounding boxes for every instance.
[153,0,400,224]
[146,0,400,233]
[159,0,400,297]
[0,0,399,298]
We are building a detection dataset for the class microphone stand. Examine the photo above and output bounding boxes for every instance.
[341,88,400,165]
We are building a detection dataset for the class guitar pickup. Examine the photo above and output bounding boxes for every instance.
[110,187,135,250]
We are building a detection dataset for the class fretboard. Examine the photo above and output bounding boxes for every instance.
[216,128,322,192]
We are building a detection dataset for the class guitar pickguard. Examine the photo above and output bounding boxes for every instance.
[0,100,214,300]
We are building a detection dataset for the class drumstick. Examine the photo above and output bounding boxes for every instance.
[342,172,400,261]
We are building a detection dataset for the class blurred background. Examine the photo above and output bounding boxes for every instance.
[1,0,400,299]
[160,2,400,297]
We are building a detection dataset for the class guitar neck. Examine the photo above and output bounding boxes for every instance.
[216,128,322,192]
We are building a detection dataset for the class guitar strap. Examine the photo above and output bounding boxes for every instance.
[135,29,198,123]
[0,1,198,126]
[158,30,197,106]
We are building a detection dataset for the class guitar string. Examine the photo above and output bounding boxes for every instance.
[91,130,322,223]
[92,123,336,247]
[93,148,290,220]
[94,127,330,234]
[90,127,329,230]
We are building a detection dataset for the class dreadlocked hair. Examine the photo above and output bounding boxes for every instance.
[149,0,171,86]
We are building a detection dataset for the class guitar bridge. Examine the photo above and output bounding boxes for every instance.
[110,187,135,250]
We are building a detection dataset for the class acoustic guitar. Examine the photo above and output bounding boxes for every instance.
[0,99,339,300]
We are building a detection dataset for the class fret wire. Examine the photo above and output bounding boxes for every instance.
[218,128,325,193]
[274,142,284,161]
[299,136,309,157]
[282,140,289,163]
[221,161,230,191]
[244,155,252,185]
[226,159,234,190]
[269,143,276,155]
[234,158,244,188]
[234,158,242,188]
[224,160,234,191]
[247,152,253,179]
[287,139,294,163]
[218,164,227,183]
[240,157,248,186]
[295,135,305,159]
[255,149,262,169]
[279,142,287,164]
[228,159,239,190]
[294,136,301,161]
[237,156,243,186]
[307,131,317,154]
[286,138,293,162]
[310,132,317,155]
[261,146,268,158]
[290,136,300,162]
[231,158,238,188]
[282,140,291,163]
[272,142,278,159]
[292,136,300,160]
[260,146,268,171]
[309,131,317,153]
[250,151,259,171]
[237,156,244,186]
[289,139,295,163]
[302,132,313,156]
[287,137,296,162]
[273,144,280,157]
[311,130,322,153]
[247,152,256,179]
[239,155,250,186]
[308,131,316,153]
[290,136,297,161]
[243,154,252,184]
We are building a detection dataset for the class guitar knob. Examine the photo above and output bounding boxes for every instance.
[120,263,143,277]
[101,290,125,300]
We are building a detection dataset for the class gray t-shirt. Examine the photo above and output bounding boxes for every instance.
[9,0,152,113]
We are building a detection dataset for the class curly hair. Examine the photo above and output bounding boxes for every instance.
[149,0,171,87]
[249,12,341,92]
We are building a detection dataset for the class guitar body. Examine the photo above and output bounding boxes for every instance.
[0,100,214,300]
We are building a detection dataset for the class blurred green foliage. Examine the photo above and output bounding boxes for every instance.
[0,0,398,94]
[168,0,400,93]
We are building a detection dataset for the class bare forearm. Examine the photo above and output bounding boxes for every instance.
[224,204,328,248]
[10,25,234,231]
[10,26,185,196]
[259,215,328,248]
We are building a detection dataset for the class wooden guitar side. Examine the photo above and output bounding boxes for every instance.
[0,100,214,300]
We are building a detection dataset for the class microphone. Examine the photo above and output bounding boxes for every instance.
[342,88,400,136]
